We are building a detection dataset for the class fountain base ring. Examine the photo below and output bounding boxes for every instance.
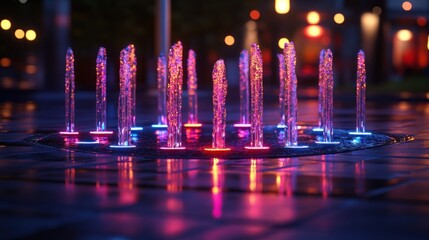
[28,125,412,159]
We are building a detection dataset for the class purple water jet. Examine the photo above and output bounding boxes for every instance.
[313,49,326,132]
[152,54,168,128]
[127,44,142,131]
[284,42,307,148]
[246,43,268,150]
[277,53,286,128]
[205,60,229,151]
[185,49,202,128]
[110,47,135,148]
[60,47,78,135]
[316,49,339,144]
[163,41,185,150]
[350,50,371,135]
[90,47,112,135]
[234,50,251,128]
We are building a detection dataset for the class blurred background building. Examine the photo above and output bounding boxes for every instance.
[0,0,428,92]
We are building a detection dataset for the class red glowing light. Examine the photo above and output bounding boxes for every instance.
[417,17,427,27]
[250,10,260,20]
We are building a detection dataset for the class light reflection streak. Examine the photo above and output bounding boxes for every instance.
[321,155,333,198]
[355,160,366,195]
[212,158,223,218]
[166,159,183,192]
[118,156,137,204]
[65,151,75,191]
[276,158,295,197]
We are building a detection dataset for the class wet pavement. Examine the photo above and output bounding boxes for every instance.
[1,90,429,239]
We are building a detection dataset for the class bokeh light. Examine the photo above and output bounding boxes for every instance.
[402,1,412,11]
[224,35,235,46]
[0,58,11,67]
[417,17,427,27]
[25,30,37,41]
[307,11,320,25]
[249,10,260,20]
[1,19,11,30]
[278,38,289,49]
[333,13,345,24]
[25,65,37,74]
[275,0,290,14]
[14,29,25,39]
[396,29,413,41]
[305,25,323,38]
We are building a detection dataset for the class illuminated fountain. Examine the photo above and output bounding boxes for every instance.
[313,49,325,132]
[277,53,286,128]
[110,47,135,148]
[184,49,202,128]
[60,48,79,135]
[152,54,168,128]
[205,60,230,151]
[127,44,142,131]
[234,50,251,128]
[90,47,113,135]
[350,50,371,135]
[162,41,185,150]
[43,40,410,158]
[246,43,268,150]
[316,49,339,144]
[284,42,307,148]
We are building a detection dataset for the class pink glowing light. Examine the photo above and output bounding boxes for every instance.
[89,131,113,135]
[64,47,78,134]
[60,131,79,135]
[248,43,267,149]
[166,41,185,149]
[244,146,269,150]
[233,123,252,128]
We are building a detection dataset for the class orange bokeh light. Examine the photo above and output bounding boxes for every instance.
[402,1,412,11]
[305,25,323,38]
[224,35,235,46]
[0,58,11,67]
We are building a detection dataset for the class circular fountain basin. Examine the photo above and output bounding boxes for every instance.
[28,125,412,159]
